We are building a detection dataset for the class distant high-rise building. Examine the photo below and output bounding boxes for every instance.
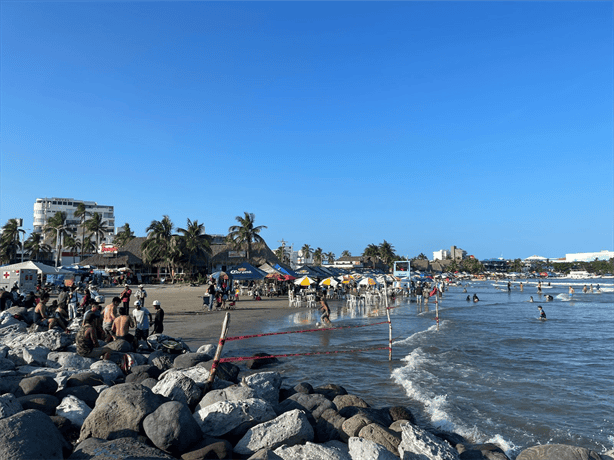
[33,197,115,244]
[433,249,450,261]
[450,245,467,261]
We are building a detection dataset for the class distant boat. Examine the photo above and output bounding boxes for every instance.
[568,270,591,279]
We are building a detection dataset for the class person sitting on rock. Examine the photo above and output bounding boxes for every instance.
[48,302,70,333]
[76,315,111,359]
[33,292,51,326]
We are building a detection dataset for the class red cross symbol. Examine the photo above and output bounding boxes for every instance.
[3,272,10,279]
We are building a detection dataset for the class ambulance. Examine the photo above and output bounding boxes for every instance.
[0,268,38,293]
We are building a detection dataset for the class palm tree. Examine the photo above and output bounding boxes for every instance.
[378,240,396,268]
[85,212,109,251]
[142,216,176,280]
[325,252,335,264]
[363,243,380,269]
[64,235,81,256]
[313,247,323,266]
[113,223,135,248]
[24,232,52,262]
[0,218,25,263]
[227,212,267,263]
[43,212,72,267]
[341,250,351,258]
[74,202,90,260]
[177,219,211,276]
[300,244,312,264]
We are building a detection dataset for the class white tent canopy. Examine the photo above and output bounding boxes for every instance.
[0,261,73,275]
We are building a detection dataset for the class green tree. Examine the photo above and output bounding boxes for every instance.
[43,212,72,267]
[142,215,176,280]
[313,247,323,266]
[0,219,25,263]
[24,232,52,262]
[64,235,81,256]
[227,212,267,263]
[300,244,312,264]
[325,252,335,264]
[85,212,109,251]
[363,243,380,269]
[462,257,484,274]
[341,250,351,258]
[74,202,90,260]
[378,240,396,267]
[113,223,135,248]
[177,218,211,276]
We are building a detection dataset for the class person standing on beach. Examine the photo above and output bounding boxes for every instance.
[132,300,152,343]
[415,284,423,304]
[102,297,120,338]
[120,284,132,313]
[537,281,542,294]
[206,282,216,311]
[136,284,147,306]
[152,300,164,334]
[520,282,524,292]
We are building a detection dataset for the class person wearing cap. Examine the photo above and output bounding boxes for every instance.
[135,284,147,306]
[120,284,132,313]
[131,300,152,342]
[152,300,164,334]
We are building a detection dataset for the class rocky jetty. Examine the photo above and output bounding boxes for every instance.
[0,311,612,460]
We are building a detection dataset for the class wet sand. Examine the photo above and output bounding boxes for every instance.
[98,284,293,351]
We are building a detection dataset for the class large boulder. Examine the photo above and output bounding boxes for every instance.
[5,329,73,352]
[0,324,27,345]
[47,352,95,370]
[130,364,162,379]
[314,384,348,400]
[194,398,277,438]
[173,352,213,369]
[56,385,99,409]
[105,338,133,352]
[152,372,202,408]
[242,372,282,406]
[315,408,346,443]
[66,371,105,387]
[234,409,314,456]
[56,395,92,427]
[149,350,176,371]
[79,383,166,441]
[196,344,216,355]
[338,406,393,428]
[70,437,174,459]
[515,444,603,460]
[202,360,239,383]
[159,366,211,390]
[0,371,21,394]
[196,384,258,410]
[0,409,64,459]
[18,393,60,415]
[457,443,509,460]
[277,392,336,421]
[333,394,370,411]
[348,436,399,460]
[273,440,351,460]
[181,439,234,460]
[19,374,59,395]
[398,422,460,460]
[22,345,50,366]
[244,352,279,370]
[0,393,22,420]
[89,360,123,385]
[143,401,203,455]
[358,423,402,457]
[341,414,373,442]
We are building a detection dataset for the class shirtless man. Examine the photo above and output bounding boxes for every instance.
[33,292,51,326]
[318,296,332,327]
[102,297,120,337]
[111,306,136,349]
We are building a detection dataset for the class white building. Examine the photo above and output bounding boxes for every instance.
[564,250,614,263]
[433,249,450,261]
[33,197,115,244]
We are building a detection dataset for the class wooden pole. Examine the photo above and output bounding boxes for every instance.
[435,301,439,332]
[204,312,230,393]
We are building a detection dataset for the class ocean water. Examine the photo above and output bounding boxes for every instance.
[222,279,613,459]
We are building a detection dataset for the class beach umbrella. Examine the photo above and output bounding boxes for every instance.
[320,277,339,287]
[211,271,228,280]
[358,277,379,286]
[294,275,315,286]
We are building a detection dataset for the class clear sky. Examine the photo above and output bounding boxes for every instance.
[1,1,612,261]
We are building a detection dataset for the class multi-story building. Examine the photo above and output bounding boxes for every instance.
[564,250,614,262]
[33,197,115,245]
[433,249,450,261]
[450,245,467,261]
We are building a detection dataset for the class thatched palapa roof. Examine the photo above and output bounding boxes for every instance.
[79,237,146,268]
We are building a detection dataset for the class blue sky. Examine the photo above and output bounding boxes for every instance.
[1,1,612,260]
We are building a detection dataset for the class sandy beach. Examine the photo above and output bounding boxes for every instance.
[98,284,294,352]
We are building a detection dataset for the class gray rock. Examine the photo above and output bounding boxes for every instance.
[389,406,416,424]
[141,377,158,389]
[182,439,234,460]
[19,374,58,395]
[196,344,216,355]
[125,370,152,384]
[348,436,399,460]
[274,440,352,460]
[18,393,60,415]
[152,372,202,408]
[193,398,277,437]
[0,372,21,394]
[89,360,123,385]
[244,352,279,370]
[515,444,603,460]
[143,401,202,455]
[6,329,73,351]
[66,371,105,387]
[339,406,393,427]
[277,392,336,420]
[22,345,50,366]
[0,393,22,420]
[242,371,282,406]
[333,394,370,411]
[160,366,211,390]
[314,383,348,400]
[70,436,174,459]
[130,364,162,379]
[56,395,92,427]
[390,420,412,434]
[0,324,27,345]
[173,352,213,369]
[196,384,258,410]
[106,339,133,352]
[149,350,176,371]
[234,409,314,456]
[0,357,16,371]
[47,351,95,370]
[294,382,313,394]
[398,422,460,460]
[79,382,166,441]
[315,408,346,442]
[358,423,402,457]
[56,385,100,409]
[247,448,285,460]
[0,409,64,459]
[0,345,9,358]
[202,359,239,383]
[457,443,510,459]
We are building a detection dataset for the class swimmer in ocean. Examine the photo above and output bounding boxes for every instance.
[538,305,546,320]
